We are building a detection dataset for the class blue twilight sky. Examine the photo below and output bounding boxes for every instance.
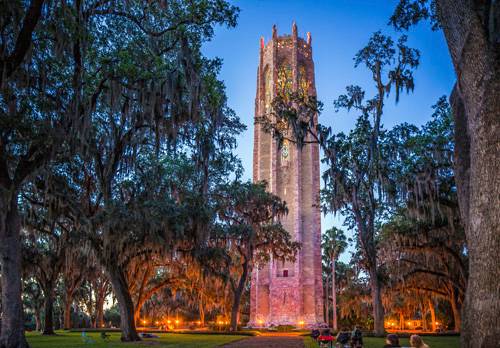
[203,0,456,262]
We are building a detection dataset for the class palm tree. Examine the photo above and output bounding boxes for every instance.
[322,227,348,331]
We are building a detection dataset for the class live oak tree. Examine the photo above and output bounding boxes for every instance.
[379,98,466,332]
[390,2,500,346]
[21,171,75,335]
[0,1,75,346]
[1,0,240,345]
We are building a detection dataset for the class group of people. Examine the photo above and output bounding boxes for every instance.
[384,334,429,348]
[311,326,364,348]
[311,327,430,348]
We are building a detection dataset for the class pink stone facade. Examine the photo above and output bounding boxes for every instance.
[248,24,324,328]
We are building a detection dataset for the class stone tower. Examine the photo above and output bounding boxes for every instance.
[249,23,324,327]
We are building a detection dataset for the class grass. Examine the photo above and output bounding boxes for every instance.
[303,335,460,348]
[26,331,245,348]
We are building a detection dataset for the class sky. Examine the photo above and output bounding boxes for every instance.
[203,0,456,262]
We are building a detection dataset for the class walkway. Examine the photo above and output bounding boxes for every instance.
[221,333,305,348]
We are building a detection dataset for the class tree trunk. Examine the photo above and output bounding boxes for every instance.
[95,296,105,328]
[107,265,140,341]
[0,195,30,348]
[331,258,338,331]
[230,288,242,332]
[428,299,436,332]
[450,289,461,333]
[437,1,500,346]
[325,274,329,328]
[63,292,72,330]
[369,268,384,336]
[35,311,41,332]
[422,302,427,332]
[42,292,55,335]
[230,262,249,331]
[198,297,205,326]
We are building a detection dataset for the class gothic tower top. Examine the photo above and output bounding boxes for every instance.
[259,22,313,62]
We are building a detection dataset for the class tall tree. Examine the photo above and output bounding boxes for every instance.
[320,32,419,335]
[0,1,74,345]
[390,2,500,345]
[322,227,348,331]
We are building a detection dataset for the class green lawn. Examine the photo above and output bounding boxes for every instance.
[26,331,245,348]
[303,335,460,348]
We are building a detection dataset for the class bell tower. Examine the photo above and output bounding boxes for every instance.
[249,23,324,327]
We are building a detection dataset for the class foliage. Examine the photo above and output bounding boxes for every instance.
[389,0,441,30]
[378,98,465,331]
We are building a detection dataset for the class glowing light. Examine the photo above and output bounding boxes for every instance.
[196,321,201,325]
[155,321,159,325]
[142,320,147,325]
[298,320,305,326]
[167,320,171,324]
[175,320,179,324]
[257,320,264,325]
[435,322,440,325]
[407,321,411,325]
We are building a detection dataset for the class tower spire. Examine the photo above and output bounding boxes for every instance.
[292,21,298,38]
[272,24,277,39]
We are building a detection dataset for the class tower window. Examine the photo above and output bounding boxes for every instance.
[283,270,288,277]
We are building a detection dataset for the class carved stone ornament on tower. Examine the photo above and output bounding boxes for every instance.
[249,23,324,328]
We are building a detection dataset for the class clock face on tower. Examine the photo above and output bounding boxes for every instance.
[281,139,289,160]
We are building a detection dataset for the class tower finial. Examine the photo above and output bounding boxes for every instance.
[292,21,297,37]
[272,24,277,39]
[260,36,265,50]
[307,31,312,45]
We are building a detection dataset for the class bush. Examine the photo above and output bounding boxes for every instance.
[276,325,295,332]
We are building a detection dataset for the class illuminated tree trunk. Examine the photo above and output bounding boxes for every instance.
[450,288,461,333]
[95,296,105,328]
[63,288,75,330]
[198,296,205,326]
[422,302,428,332]
[369,268,384,335]
[63,300,72,330]
[107,265,140,341]
[428,300,436,332]
[230,260,249,331]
